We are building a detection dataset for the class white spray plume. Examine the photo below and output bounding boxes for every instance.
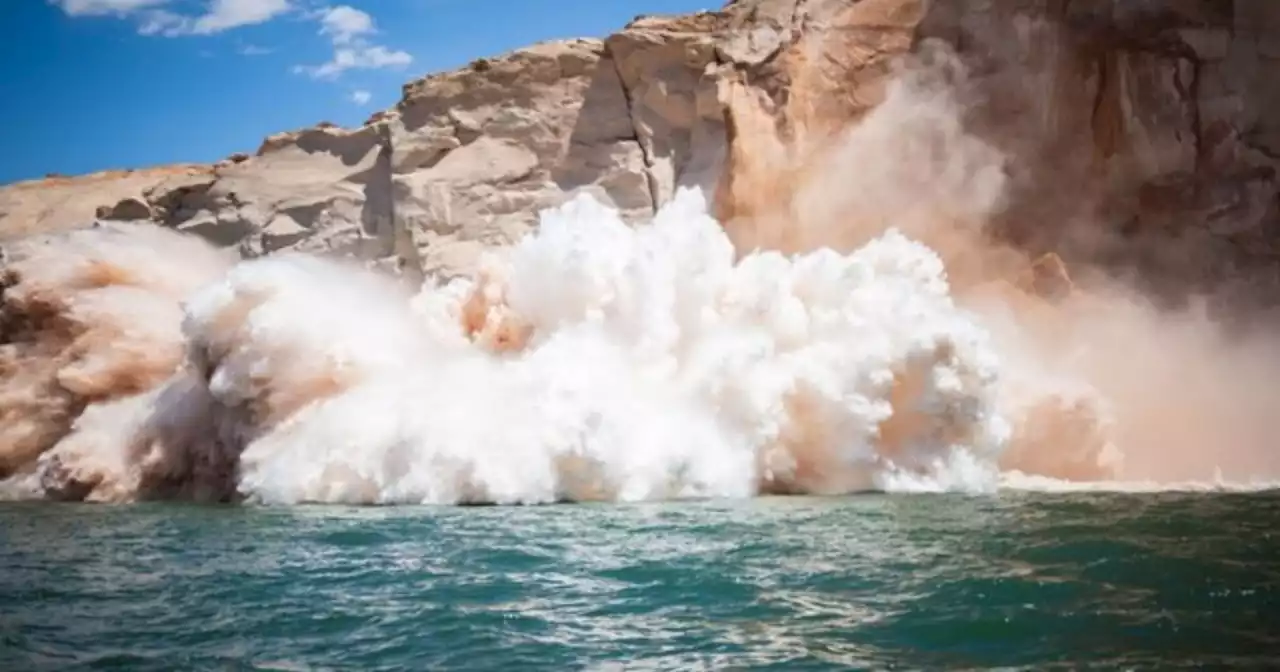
[2,188,1015,503]
[194,189,1009,504]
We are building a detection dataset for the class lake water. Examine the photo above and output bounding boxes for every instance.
[2,493,1277,670]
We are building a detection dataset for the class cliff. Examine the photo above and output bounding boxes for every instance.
[3,0,1278,307]
[6,0,1280,501]
[0,14,729,285]
[715,0,1280,308]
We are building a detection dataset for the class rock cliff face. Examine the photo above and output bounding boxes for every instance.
[0,14,730,285]
[0,165,212,240]
[715,0,1280,308]
[2,0,1278,307]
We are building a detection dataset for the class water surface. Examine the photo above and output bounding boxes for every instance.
[2,493,1278,670]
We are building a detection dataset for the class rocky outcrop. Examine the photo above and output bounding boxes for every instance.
[385,15,728,279]
[169,123,388,259]
[0,14,730,283]
[932,0,1280,307]
[714,0,1280,308]
[1,0,1278,309]
[0,165,211,241]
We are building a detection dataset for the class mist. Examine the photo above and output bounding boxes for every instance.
[718,38,1280,486]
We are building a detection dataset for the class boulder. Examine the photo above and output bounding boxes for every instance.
[96,197,153,222]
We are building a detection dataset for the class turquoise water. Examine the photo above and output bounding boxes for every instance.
[2,493,1277,670]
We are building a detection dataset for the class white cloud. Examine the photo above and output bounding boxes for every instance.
[295,45,412,80]
[49,0,167,16]
[350,90,372,106]
[190,0,292,35]
[54,0,413,83]
[319,6,374,45]
[136,9,188,36]
[59,0,292,36]
[294,7,412,80]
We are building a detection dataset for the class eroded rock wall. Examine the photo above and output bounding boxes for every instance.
[0,14,729,284]
[2,0,1278,310]
[715,0,1280,309]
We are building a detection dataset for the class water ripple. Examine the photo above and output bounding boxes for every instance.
[2,494,1278,670]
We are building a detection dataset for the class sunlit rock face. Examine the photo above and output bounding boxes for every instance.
[3,0,1280,504]
[5,1,1279,311]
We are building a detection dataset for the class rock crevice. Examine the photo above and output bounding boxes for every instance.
[606,45,660,215]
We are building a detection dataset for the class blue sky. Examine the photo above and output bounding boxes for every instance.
[1,0,715,185]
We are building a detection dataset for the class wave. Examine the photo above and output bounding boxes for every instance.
[999,472,1280,494]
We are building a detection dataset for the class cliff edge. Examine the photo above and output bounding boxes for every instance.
[3,0,1278,306]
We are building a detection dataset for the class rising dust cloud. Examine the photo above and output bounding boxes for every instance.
[1,42,1277,504]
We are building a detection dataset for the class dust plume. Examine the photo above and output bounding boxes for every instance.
[717,37,1280,486]
[0,223,233,499]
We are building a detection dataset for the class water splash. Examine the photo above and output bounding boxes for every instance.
[1,189,1017,503]
[4,39,1278,503]
[0,223,233,499]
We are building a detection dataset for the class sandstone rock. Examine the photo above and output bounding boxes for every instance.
[718,0,926,140]
[606,12,729,202]
[96,197,153,222]
[385,19,727,278]
[0,165,211,240]
[713,0,1280,309]
[192,123,388,259]
[0,14,729,283]
[214,152,251,169]
[387,38,637,277]
[0,0,1278,313]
